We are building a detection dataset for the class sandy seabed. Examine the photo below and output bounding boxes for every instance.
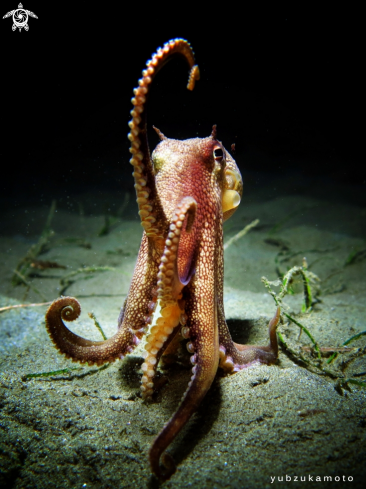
[0,171,365,488]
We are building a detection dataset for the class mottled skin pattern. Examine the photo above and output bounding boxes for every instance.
[45,39,280,481]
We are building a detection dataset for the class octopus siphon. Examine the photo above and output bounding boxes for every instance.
[45,38,280,481]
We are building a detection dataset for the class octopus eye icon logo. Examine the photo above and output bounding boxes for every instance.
[3,3,38,31]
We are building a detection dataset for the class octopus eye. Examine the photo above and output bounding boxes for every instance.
[213,147,224,161]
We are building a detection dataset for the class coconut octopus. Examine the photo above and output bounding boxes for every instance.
[45,38,280,481]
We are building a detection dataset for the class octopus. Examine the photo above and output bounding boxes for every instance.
[45,39,280,481]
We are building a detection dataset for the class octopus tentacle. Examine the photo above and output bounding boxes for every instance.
[45,233,159,366]
[140,197,197,400]
[149,338,218,481]
[141,307,182,400]
[45,297,138,366]
[218,306,280,372]
[215,224,280,372]
[128,39,200,239]
[149,308,219,480]
[149,218,219,480]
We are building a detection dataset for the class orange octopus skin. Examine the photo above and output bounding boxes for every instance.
[45,39,280,481]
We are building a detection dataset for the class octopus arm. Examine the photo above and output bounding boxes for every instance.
[149,339,218,481]
[150,225,219,480]
[128,39,199,240]
[45,233,159,366]
[218,304,280,371]
[215,229,279,371]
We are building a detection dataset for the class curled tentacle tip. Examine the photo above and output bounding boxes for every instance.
[187,65,200,90]
[161,452,177,480]
[46,296,81,323]
[151,452,177,481]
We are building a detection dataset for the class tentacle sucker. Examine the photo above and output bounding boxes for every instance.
[140,196,197,400]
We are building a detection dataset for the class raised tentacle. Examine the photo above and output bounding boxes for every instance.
[128,39,200,239]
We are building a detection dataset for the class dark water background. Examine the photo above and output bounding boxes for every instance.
[1,8,364,215]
